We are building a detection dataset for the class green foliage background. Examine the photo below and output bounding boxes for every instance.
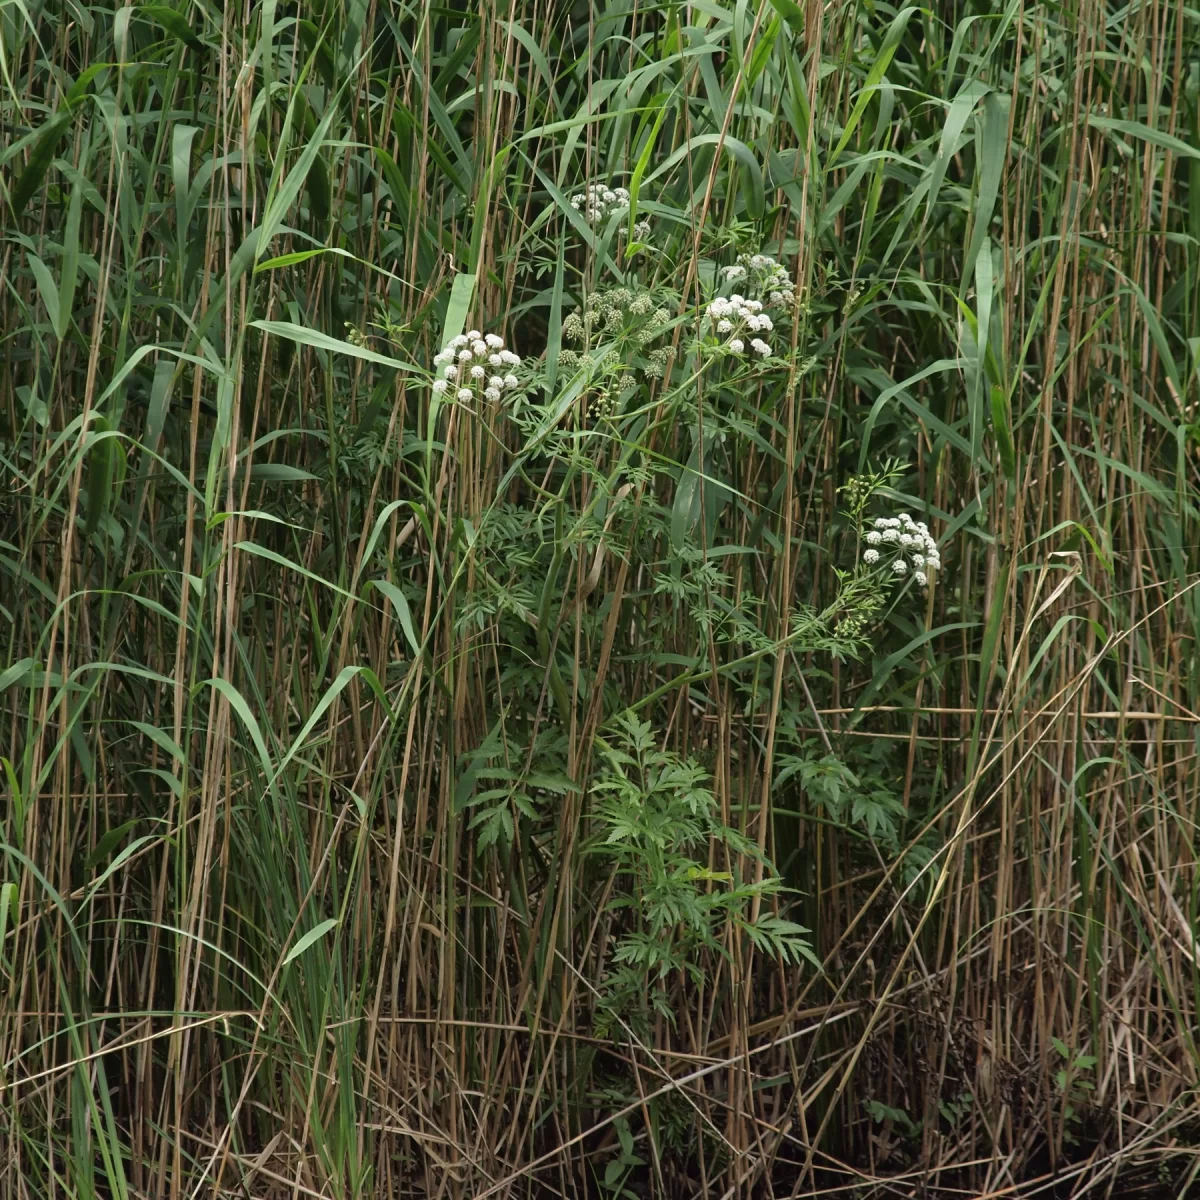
[3,0,1200,1195]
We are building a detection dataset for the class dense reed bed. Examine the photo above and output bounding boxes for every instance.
[3,0,1200,1195]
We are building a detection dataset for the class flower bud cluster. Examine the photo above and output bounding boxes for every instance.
[565,287,671,347]
[558,285,675,384]
[862,513,941,588]
[431,331,521,404]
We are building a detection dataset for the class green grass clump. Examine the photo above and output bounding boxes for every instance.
[3,0,1200,1196]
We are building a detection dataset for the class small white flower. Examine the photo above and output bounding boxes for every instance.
[717,319,733,334]
[730,293,745,305]
[728,338,745,354]
[431,379,449,395]
[472,340,488,358]
[873,518,888,529]
[757,314,774,332]
[899,534,914,548]
[914,571,928,587]
[465,329,481,341]
[892,559,908,574]
[489,375,505,390]
[504,374,519,389]
[912,553,925,567]
[488,353,503,367]
[485,333,504,349]
[456,388,473,402]
[865,531,882,545]
[470,365,486,379]
[434,349,455,366]
[500,350,520,365]
[863,548,880,564]
[450,334,469,349]
[882,529,900,544]
[751,339,771,356]
[458,349,473,363]
[485,388,501,402]
[443,365,458,381]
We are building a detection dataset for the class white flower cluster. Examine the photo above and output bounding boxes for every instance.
[622,218,652,242]
[570,183,630,223]
[862,513,940,589]
[721,253,795,308]
[705,295,773,357]
[431,331,521,403]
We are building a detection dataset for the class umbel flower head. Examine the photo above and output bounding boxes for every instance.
[622,217,652,243]
[558,285,675,384]
[862,512,940,589]
[704,253,796,358]
[704,295,774,357]
[570,183,630,224]
[432,330,521,403]
[564,287,671,346]
[721,253,795,308]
